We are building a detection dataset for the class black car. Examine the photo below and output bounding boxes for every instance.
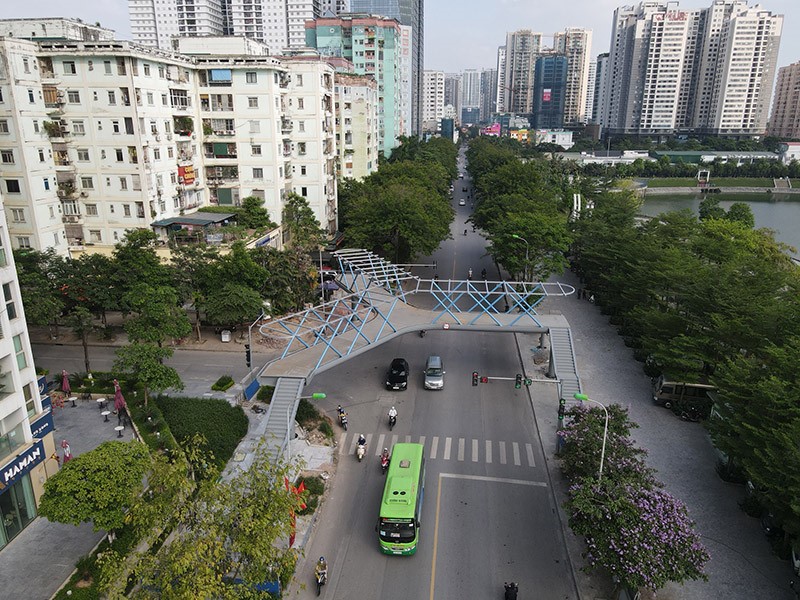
[385,358,409,390]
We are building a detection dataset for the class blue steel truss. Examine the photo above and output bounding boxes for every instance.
[256,249,574,370]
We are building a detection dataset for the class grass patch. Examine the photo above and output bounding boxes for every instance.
[211,375,234,391]
[297,475,325,516]
[295,398,320,427]
[646,178,699,188]
[154,396,248,467]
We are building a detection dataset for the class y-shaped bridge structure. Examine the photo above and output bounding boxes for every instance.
[234,249,583,466]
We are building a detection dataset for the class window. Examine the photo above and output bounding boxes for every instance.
[112,120,120,133]
[4,283,17,320]
[253,167,263,179]
[23,58,30,74]
[72,120,85,135]
[301,186,308,197]
[24,384,35,417]
[249,120,260,133]
[132,174,141,190]
[43,178,50,191]
[6,180,21,194]
[119,177,128,190]
[13,334,27,369]
[298,142,306,155]
[33,120,39,133]
[301,165,307,175]
[143,64,151,76]
[62,61,76,75]
[38,149,45,162]
[104,60,112,74]
[248,97,258,108]
[298,121,305,132]
[77,148,89,161]
[67,90,80,104]
[297,98,304,109]
[28,89,35,103]
[158,66,165,78]
[296,74,303,86]
[161,94,168,106]
[147,92,154,105]
[1,150,14,164]
[153,148,161,160]
[108,90,116,105]
[123,204,131,217]
[246,72,257,83]
[251,144,262,156]
[0,120,8,134]
[115,148,123,162]
[0,231,6,267]
[89,230,102,242]
[170,172,177,185]
[85,203,98,216]
[167,147,174,159]
[80,176,94,190]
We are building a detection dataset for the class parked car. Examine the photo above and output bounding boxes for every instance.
[385,358,409,390]
[459,199,466,206]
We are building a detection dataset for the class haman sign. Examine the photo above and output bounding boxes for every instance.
[1,440,44,490]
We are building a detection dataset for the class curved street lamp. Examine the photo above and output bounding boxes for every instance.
[511,234,530,281]
[574,393,609,482]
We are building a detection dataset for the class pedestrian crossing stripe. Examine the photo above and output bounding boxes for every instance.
[337,433,537,468]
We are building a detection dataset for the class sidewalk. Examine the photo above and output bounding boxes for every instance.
[522,270,794,600]
[0,396,136,600]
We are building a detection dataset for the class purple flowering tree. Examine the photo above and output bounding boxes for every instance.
[559,404,709,592]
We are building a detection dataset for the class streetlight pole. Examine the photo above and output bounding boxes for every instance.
[511,234,530,281]
[574,393,609,482]
[246,301,272,369]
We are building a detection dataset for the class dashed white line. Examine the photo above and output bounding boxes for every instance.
[430,436,439,459]
[471,439,478,462]
[444,437,452,460]
[485,440,492,464]
[457,438,465,461]
[499,441,507,465]
[512,442,521,466]
[525,443,535,467]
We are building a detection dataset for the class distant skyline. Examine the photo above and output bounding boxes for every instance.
[2,0,799,73]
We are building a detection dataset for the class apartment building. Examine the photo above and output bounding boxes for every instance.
[422,70,445,133]
[768,61,800,140]
[600,0,783,138]
[552,28,592,125]
[460,69,481,124]
[334,73,379,179]
[480,69,498,124]
[495,46,506,113]
[0,20,344,252]
[501,30,544,115]
[306,14,402,157]
[0,191,57,551]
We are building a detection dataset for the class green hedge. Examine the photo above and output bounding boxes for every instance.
[211,375,234,391]
[154,396,248,468]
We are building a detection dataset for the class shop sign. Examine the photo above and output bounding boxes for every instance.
[1,440,44,490]
[30,410,54,440]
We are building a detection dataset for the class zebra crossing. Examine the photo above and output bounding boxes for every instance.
[340,433,538,468]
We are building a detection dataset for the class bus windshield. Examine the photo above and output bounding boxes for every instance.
[379,518,416,543]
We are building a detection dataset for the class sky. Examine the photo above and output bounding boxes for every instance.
[3,0,799,74]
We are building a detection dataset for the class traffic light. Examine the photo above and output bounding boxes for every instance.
[480,376,489,384]
[245,344,252,368]
[558,398,566,420]
[472,371,479,386]
[514,373,522,389]
[524,377,532,386]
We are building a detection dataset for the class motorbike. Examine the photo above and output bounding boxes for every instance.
[419,329,426,338]
[380,453,390,474]
[356,442,366,462]
[339,412,348,431]
[388,414,397,431]
[504,582,518,600]
[315,570,327,596]
[464,229,468,236]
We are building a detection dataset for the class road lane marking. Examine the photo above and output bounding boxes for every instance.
[405,435,412,443]
[444,437,452,460]
[485,440,492,463]
[439,473,548,487]
[430,436,439,459]
[472,439,478,462]
[512,442,521,466]
[526,443,535,467]
[419,435,426,449]
[457,438,465,461]
[339,433,348,455]
[391,434,399,447]
[376,434,386,455]
[366,434,373,451]
[499,441,507,464]
[429,472,444,600]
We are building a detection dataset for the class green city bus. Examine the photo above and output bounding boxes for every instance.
[377,443,426,555]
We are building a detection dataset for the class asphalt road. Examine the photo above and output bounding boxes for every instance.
[299,331,575,600]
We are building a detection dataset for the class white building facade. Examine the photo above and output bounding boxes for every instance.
[553,27,593,125]
[422,70,444,133]
[334,73,379,179]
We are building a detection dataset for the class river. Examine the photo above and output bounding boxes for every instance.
[640,193,800,257]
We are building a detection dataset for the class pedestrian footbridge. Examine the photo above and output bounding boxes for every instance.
[241,249,583,463]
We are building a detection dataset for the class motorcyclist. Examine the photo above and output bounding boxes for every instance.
[315,557,328,581]
[481,268,487,280]
[463,229,468,236]
[388,406,397,422]
[504,582,518,600]
[337,404,345,420]
[381,447,390,461]
[357,434,366,447]
[468,268,473,279]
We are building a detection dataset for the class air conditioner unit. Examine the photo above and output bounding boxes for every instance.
[56,189,66,198]
[80,191,88,197]
[60,125,70,134]
[154,134,161,141]
[166,133,173,140]
[224,130,235,136]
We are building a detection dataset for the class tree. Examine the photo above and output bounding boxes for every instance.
[123,284,191,346]
[238,195,276,229]
[724,202,755,228]
[113,229,171,305]
[698,197,725,221]
[132,444,302,599]
[65,306,97,373]
[61,253,118,325]
[14,249,65,337]
[114,343,183,406]
[169,244,221,342]
[204,283,265,336]
[282,193,325,250]
[38,441,151,532]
